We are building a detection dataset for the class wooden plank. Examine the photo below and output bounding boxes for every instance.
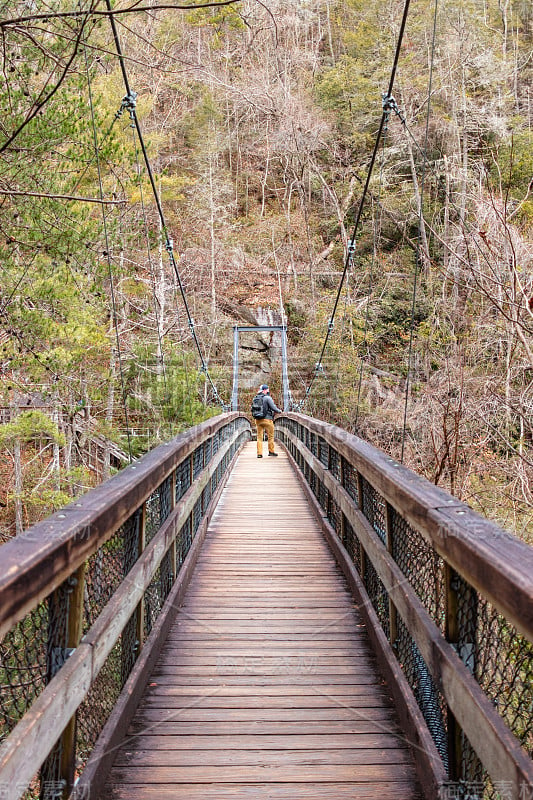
[106,763,418,783]
[103,782,421,800]
[136,696,393,710]
[141,684,389,697]
[115,733,408,749]
[113,747,414,767]
[130,707,399,723]
[152,659,376,685]
[101,442,421,800]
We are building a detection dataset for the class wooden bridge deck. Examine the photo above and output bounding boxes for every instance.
[103,442,422,799]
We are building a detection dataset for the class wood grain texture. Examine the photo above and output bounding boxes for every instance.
[102,443,421,800]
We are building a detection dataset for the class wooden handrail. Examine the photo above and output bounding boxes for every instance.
[0,413,245,640]
[279,413,533,642]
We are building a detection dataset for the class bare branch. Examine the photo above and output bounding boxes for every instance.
[0,189,127,204]
[0,7,97,154]
[0,0,242,28]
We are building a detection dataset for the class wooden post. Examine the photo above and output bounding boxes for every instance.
[135,503,147,655]
[445,563,461,780]
[356,471,367,578]
[385,503,398,650]
[59,563,86,799]
[169,471,177,583]
[339,457,347,547]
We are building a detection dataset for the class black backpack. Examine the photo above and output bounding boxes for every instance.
[251,393,266,419]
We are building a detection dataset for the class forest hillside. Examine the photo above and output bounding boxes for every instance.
[0,0,531,541]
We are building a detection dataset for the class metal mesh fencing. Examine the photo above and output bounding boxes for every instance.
[76,620,136,772]
[364,558,391,640]
[360,476,387,544]
[456,576,533,759]
[318,436,329,467]
[341,455,359,505]
[396,617,449,770]
[84,514,140,631]
[0,603,49,745]
[193,444,204,480]
[391,510,447,634]
[329,446,340,481]
[175,455,191,503]
[342,516,362,574]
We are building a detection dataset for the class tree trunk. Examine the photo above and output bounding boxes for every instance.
[208,148,217,320]
[404,129,431,275]
[14,436,23,536]
[103,349,116,481]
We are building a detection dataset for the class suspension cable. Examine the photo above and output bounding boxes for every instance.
[400,0,439,463]
[84,42,133,462]
[104,0,225,409]
[300,0,412,408]
[354,119,389,429]
[129,122,169,395]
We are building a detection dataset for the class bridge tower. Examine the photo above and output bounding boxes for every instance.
[231,325,290,411]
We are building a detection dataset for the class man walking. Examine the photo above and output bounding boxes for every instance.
[252,384,281,458]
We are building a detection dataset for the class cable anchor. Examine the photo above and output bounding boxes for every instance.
[382,92,405,125]
[165,238,174,253]
[382,92,398,113]
[116,91,138,127]
[327,319,334,333]
[123,91,138,112]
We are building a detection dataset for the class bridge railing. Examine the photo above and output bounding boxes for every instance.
[0,413,251,800]
[277,413,533,800]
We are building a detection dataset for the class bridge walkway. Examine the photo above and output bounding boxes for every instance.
[102,442,422,799]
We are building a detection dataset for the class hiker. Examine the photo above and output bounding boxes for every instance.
[251,384,281,458]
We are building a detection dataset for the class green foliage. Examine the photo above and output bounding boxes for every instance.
[0,410,65,447]
[185,3,245,44]
[491,131,533,197]
[315,56,379,148]
[124,344,215,453]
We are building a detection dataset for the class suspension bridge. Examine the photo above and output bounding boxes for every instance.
[0,412,532,800]
[1,0,532,798]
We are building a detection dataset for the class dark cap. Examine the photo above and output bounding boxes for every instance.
[260,384,269,391]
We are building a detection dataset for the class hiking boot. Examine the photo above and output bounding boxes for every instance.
[268,452,279,457]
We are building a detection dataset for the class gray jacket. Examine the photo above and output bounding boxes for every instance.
[261,394,281,420]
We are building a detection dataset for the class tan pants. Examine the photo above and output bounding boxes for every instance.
[256,418,275,455]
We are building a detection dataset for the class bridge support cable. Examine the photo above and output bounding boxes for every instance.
[104,0,225,409]
[128,120,169,399]
[83,41,133,462]
[354,130,389,430]
[231,325,290,411]
[300,0,412,409]
[400,0,439,463]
